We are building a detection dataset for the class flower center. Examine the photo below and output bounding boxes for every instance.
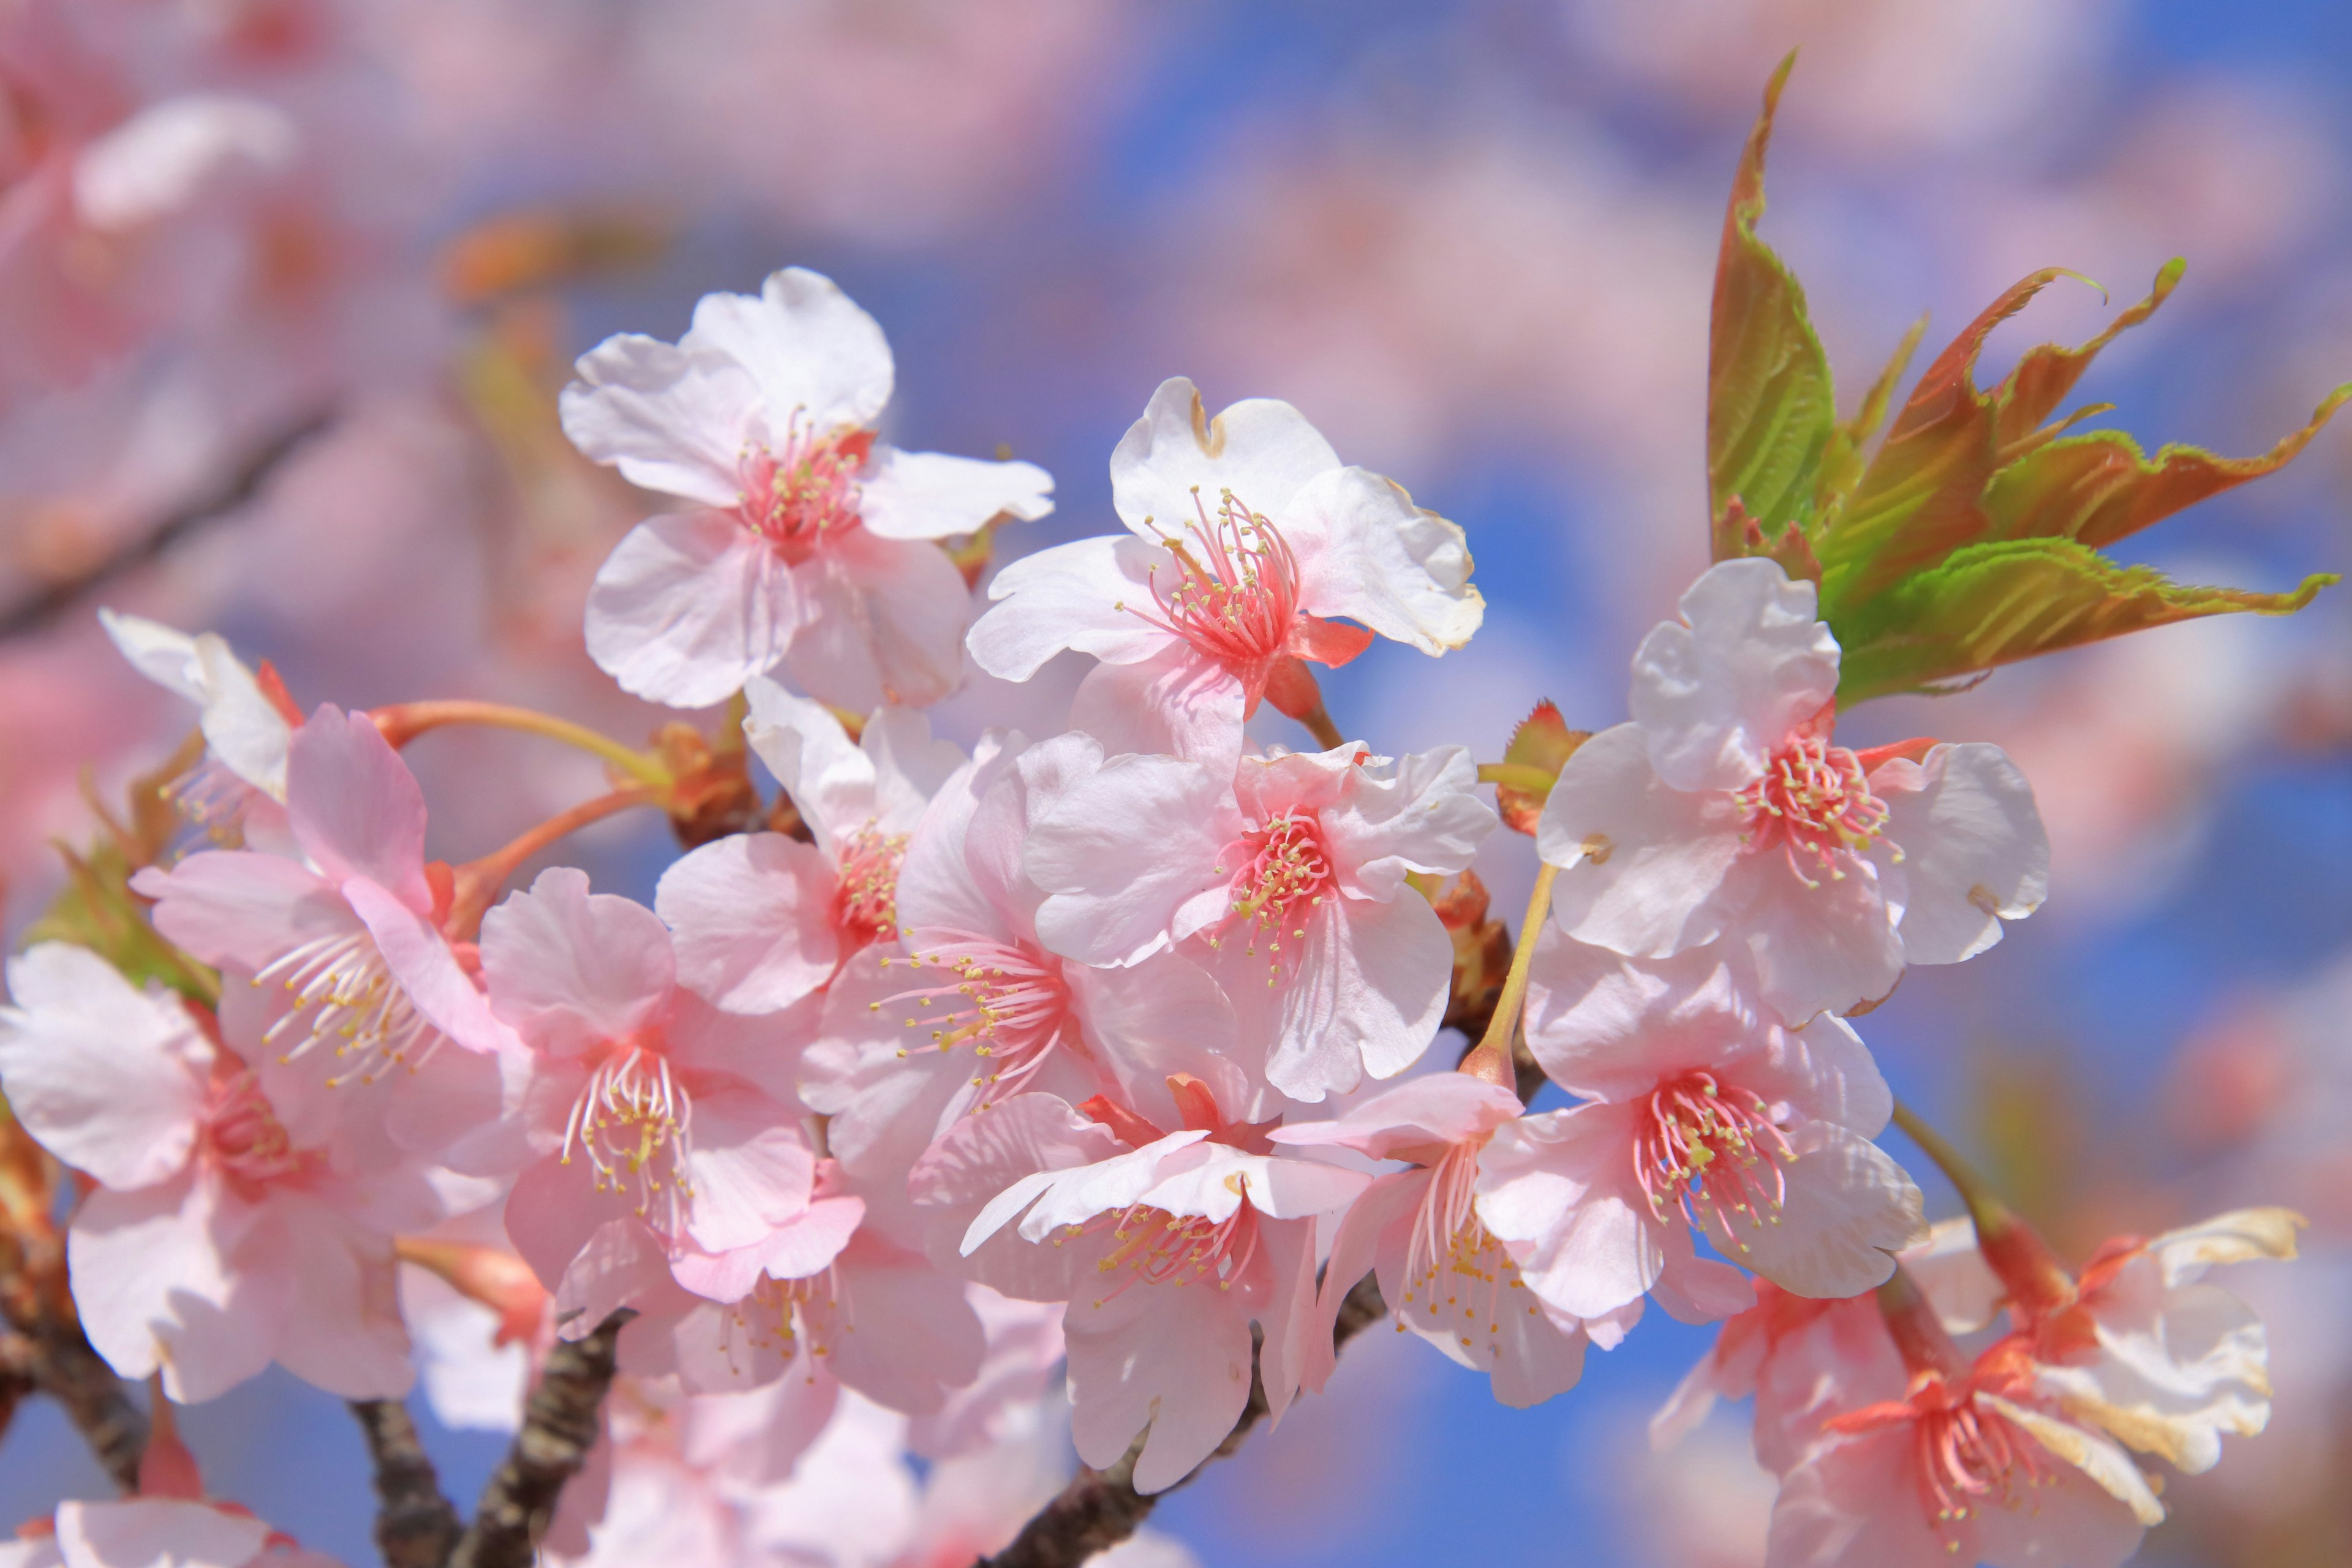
[1396,1139,1537,1357]
[1733,736,1893,888]
[251,926,442,1088]
[1913,1393,2044,1528]
[734,421,872,565]
[1085,1199,1262,1305]
[832,824,908,951]
[1210,812,1334,979]
[204,1071,320,1194]
[1120,487,1300,680]
[1632,1071,1796,1239]
[167,756,262,845]
[717,1264,845,1372]
[879,932,1076,1110]
[562,1042,695,1235]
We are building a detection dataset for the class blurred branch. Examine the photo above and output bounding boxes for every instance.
[0,410,334,642]
[350,1398,462,1568]
[447,1309,632,1568]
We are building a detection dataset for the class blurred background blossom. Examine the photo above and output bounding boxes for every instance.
[1,2,2348,1564]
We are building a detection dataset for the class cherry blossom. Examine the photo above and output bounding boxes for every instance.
[133,706,514,1105]
[0,943,434,1401]
[1021,738,1496,1101]
[655,680,967,1016]
[483,868,821,1322]
[562,267,1054,710]
[0,1498,343,1568]
[913,1081,1369,1493]
[98,609,296,841]
[1271,1071,1612,1406]
[967,376,1482,761]
[1477,934,1924,1325]
[1537,557,2050,1023]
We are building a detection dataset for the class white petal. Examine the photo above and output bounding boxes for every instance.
[967,534,1169,682]
[860,447,1053,540]
[778,531,970,711]
[1321,744,1495,901]
[1702,1121,1925,1299]
[1262,895,1450,1101]
[685,267,894,435]
[1630,557,1839,793]
[55,1498,269,1568]
[1027,752,1232,968]
[1109,377,1341,536]
[1871,742,2051,966]
[1068,643,1247,766]
[97,608,205,701]
[584,511,803,709]
[559,332,755,507]
[1538,723,1746,959]
[1284,466,1483,653]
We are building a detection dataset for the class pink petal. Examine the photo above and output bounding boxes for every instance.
[1258,892,1451,1102]
[1703,1121,1924,1300]
[780,529,970,712]
[70,1173,281,1403]
[1281,464,1481,654]
[1539,723,1746,958]
[285,706,432,910]
[859,446,1052,540]
[1630,557,1839,794]
[1065,1278,1255,1493]
[584,510,804,709]
[823,1241,987,1415]
[681,1084,816,1255]
[1476,1104,1665,1321]
[342,878,517,1055]
[246,1193,413,1399]
[1068,643,1248,766]
[480,868,675,1059]
[966,533,1169,682]
[1270,1072,1523,1158]
[658,832,841,1014]
[1027,752,1234,967]
[136,850,346,974]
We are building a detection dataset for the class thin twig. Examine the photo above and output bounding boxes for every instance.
[20,1318,148,1492]
[349,1398,462,1568]
[0,410,334,641]
[447,1310,633,1568]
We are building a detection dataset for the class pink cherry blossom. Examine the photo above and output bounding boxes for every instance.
[1022,738,1495,1100]
[132,705,514,1106]
[484,867,824,1321]
[655,680,967,1017]
[98,609,297,843]
[0,1498,344,1568]
[967,376,1482,761]
[1271,1071,1609,1406]
[913,1082,1369,1494]
[0,943,437,1401]
[562,267,1054,710]
[804,731,1256,1238]
[1537,558,2050,1023]
[1477,933,1924,1325]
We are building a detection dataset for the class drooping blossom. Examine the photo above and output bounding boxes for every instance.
[1477,934,1925,1325]
[1022,738,1496,1100]
[0,943,435,1401]
[98,609,297,842]
[913,1079,1369,1494]
[657,680,966,1016]
[484,868,822,1322]
[967,376,1482,761]
[1271,1071,1611,1406]
[804,731,1251,1237]
[1760,1274,2161,1568]
[133,706,514,1111]
[1537,557,2049,1023]
[561,267,1054,709]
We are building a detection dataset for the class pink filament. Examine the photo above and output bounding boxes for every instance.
[1123,487,1301,679]
[1734,736,1891,888]
[1632,1071,1795,1233]
[735,418,868,564]
[204,1071,320,1194]
[886,931,1074,1109]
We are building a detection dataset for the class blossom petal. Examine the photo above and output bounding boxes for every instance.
[135,850,344,974]
[559,332,753,507]
[1109,377,1340,536]
[1270,1072,1523,1158]
[1065,1279,1254,1493]
[1260,894,1450,1101]
[859,447,1053,540]
[1539,724,1746,959]
[658,832,841,1014]
[780,530,970,711]
[1283,466,1482,654]
[586,510,803,709]
[1869,742,2050,966]
[285,706,432,911]
[1320,745,1495,902]
[967,534,1170,683]
[1728,854,1904,1025]
[55,1499,270,1568]
[1630,557,1839,793]
[685,267,894,436]
[70,1173,280,1403]
[823,1242,987,1415]
[1702,1121,1924,1299]
[682,1085,818,1256]
[252,1194,413,1398]
[0,944,208,1190]
[481,868,676,1058]
[1068,643,1247,765]
[1477,1104,1664,1320]
[1027,752,1233,967]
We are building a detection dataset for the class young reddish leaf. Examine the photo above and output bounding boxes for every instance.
[1833,535,2338,705]
[1815,312,1926,516]
[1488,699,1588,835]
[1708,52,1835,557]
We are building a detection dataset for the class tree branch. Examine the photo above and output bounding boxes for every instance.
[349,1398,462,1568]
[0,410,334,642]
[447,1310,632,1568]
[20,1317,148,1493]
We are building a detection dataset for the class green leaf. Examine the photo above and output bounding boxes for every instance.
[1708,53,1836,557]
[1833,535,2338,705]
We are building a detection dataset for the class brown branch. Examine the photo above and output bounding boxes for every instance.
[20,1317,148,1493]
[447,1310,632,1568]
[350,1398,462,1568]
[0,410,334,641]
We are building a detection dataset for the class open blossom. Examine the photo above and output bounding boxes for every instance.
[1022,739,1496,1100]
[967,377,1483,761]
[1478,935,1925,1325]
[657,680,967,1016]
[562,267,1054,710]
[0,944,435,1401]
[804,731,1253,1237]
[1762,1277,2162,1568]
[1538,558,2049,1023]
[99,609,296,841]
[1272,1072,1613,1406]
[486,868,821,1323]
[0,1498,342,1568]
[134,706,513,1107]
[913,1080,1369,1494]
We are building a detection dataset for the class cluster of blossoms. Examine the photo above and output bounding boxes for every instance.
[0,174,2322,1568]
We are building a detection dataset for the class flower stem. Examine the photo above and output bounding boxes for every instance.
[445,786,662,939]
[1890,1099,2075,1317]
[1460,862,1558,1088]
[1476,761,1559,794]
[1298,703,1344,750]
[371,701,670,787]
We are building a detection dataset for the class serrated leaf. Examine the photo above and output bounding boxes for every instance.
[1708,53,1836,556]
[1488,700,1588,835]
[1833,535,2337,705]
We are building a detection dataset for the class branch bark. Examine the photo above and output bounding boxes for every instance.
[446,1310,632,1568]
[20,1318,148,1493]
[350,1398,462,1568]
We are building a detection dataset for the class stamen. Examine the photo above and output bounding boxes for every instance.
[1733,736,1895,888]
[1630,1071,1796,1242]
[717,1265,846,1381]
[1395,1140,1530,1354]
[734,415,870,564]
[252,927,443,1087]
[884,930,1073,1110]
[1218,812,1334,982]
[560,1044,695,1235]
[204,1071,320,1194]
[1082,1198,1262,1306]
[1121,488,1300,685]
[832,823,908,949]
